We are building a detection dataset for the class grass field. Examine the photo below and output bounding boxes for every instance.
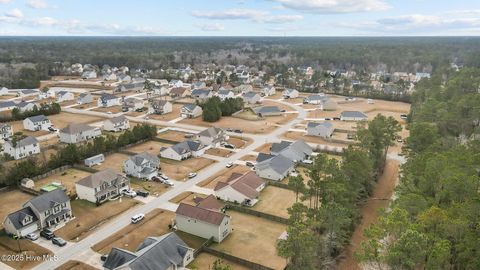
[160,157,215,181]
[0,234,53,269]
[156,130,191,142]
[95,153,131,172]
[0,189,33,229]
[190,253,254,270]
[253,186,297,219]
[33,169,91,196]
[126,140,172,155]
[55,260,98,270]
[48,112,104,130]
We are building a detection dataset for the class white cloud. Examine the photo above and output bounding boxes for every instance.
[5,8,23,18]
[200,23,225,31]
[191,8,302,24]
[27,0,48,9]
[270,0,390,13]
[263,14,303,24]
[0,0,13,4]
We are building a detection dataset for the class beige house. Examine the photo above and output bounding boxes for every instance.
[75,169,130,205]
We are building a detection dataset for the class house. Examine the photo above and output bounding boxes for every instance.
[20,178,34,189]
[194,195,224,212]
[191,89,212,101]
[59,123,102,144]
[148,99,172,115]
[216,90,235,101]
[160,140,205,161]
[117,74,132,83]
[340,111,368,121]
[102,232,194,270]
[153,86,170,96]
[307,122,334,138]
[175,203,231,243]
[169,80,183,88]
[255,154,295,181]
[253,106,282,117]
[283,88,299,99]
[181,104,202,118]
[123,152,160,180]
[242,91,261,104]
[16,89,39,97]
[117,81,145,92]
[192,81,206,89]
[104,116,130,132]
[169,87,189,98]
[77,92,93,104]
[0,101,17,112]
[214,171,266,206]
[0,86,8,96]
[123,97,145,112]
[4,136,40,160]
[320,98,337,111]
[82,70,97,79]
[75,169,130,204]
[97,93,122,107]
[56,91,75,103]
[0,123,13,140]
[197,127,228,147]
[271,140,312,162]
[303,94,326,105]
[84,154,105,167]
[234,84,253,94]
[103,73,117,81]
[23,115,52,131]
[17,101,38,112]
[262,85,276,97]
[3,189,72,237]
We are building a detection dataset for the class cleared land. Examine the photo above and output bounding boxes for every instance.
[126,140,172,155]
[253,186,297,219]
[239,154,257,161]
[92,106,123,114]
[48,112,104,130]
[190,253,253,270]
[169,192,208,205]
[254,143,272,154]
[156,130,191,143]
[55,198,140,241]
[95,153,131,172]
[55,260,98,270]
[211,211,287,270]
[0,234,53,269]
[160,157,215,180]
[33,168,91,196]
[198,165,251,189]
[0,189,34,229]
[129,178,170,196]
[205,148,233,157]
[227,137,251,148]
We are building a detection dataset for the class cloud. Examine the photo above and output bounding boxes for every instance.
[263,14,303,24]
[27,0,48,9]
[269,0,390,14]
[191,8,302,24]
[0,0,13,4]
[200,23,225,31]
[5,8,23,18]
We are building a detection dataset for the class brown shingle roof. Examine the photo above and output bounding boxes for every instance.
[176,203,227,226]
[195,195,224,211]
[215,171,265,199]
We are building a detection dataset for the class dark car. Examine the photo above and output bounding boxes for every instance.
[333,117,340,120]
[40,228,55,240]
[234,129,243,134]
[223,143,235,149]
[324,118,332,121]
[136,190,149,197]
[52,237,67,247]
[100,254,108,262]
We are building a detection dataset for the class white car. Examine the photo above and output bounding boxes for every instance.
[25,233,39,241]
[163,180,174,187]
[188,172,197,178]
[131,213,145,224]
[302,159,313,164]
[158,173,169,180]
[122,189,137,198]
[226,162,233,168]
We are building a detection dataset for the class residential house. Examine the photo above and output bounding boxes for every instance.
[181,104,202,118]
[234,84,253,94]
[216,90,234,101]
[148,99,172,115]
[84,154,105,167]
[340,111,368,121]
[175,203,231,243]
[17,101,38,113]
[123,152,160,180]
[117,74,132,83]
[303,94,326,105]
[0,123,13,140]
[282,88,299,99]
[0,86,8,96]
[191,89,212,101]
[307,122,334,138]
[270,140,312,162]
[192,81,206,89]
[153,86,170,96]
[4,136,40,160]
[169,87,189,98]
[77,92,93,105]
[160,140,205,161]
[197,127,228,147]
[214,171,266,206]
[16,89,39,98]
[194,195,224,212]
[23,115,52,131]
[169,80,183,88]
[59,123,102,144]
[242,91,261,104]
[253,106,282,117]
[56,91,75,103]
[123,97,145,112]
[3,189,72,237]
[75,169,130,204]
[117,81,145,93]
[104,116,130,132]
[82,70,97,79]
[262,85,276,97]
[102,232,194,270]
[103,73,117,81]
[0,101,17,112]
[98,93,122,107]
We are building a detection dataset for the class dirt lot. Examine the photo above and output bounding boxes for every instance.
[240,154,257,162]
[157,130,191,143]
[55,198,140,241]
[0,234,53,269]
[129,178,170,196]
[126,140,172,155]
[181,116,277,134]
[70,98,99,110]
[160,157,215,181]
[205,148,233,157]
[169,192,208,205]
[227,136,252,149]
[148,104,183,121]
[190,253,253,270]
[56,260,98,270]
[49,112,104,130]
[282,131,349,148]
[92,106,123,114]
[33,169,91,196]
[253,186,297,218]
[254,143,272,154]
[211,211,287,270]
[96,153,131,172]
[92,209,175,254]
[198,165,251,189]
[0,189,34,229]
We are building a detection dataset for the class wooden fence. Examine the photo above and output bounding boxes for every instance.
[202,247,276,270]
[30,165,72,181]
[226,204,289,225]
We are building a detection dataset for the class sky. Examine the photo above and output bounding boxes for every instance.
[0,0,479,36]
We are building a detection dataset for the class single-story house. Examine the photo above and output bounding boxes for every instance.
[253,106,282,117]
[17,101,38,113]
[98,93,122,108]
[340,111,368,121]
[216,90,235,101]
[181,104,202,118]
[123,152,160,180]
[4,136,40,160]
[214,171,266,206]
[82,70,97,79]
[282,88,299,99]
[77,92,93,104]
[160,140,205,161]
[104,116,130,132]
[242,91,261,104]
[56,91,75,103]
[307,122,334,138]
[303,94,326,105]
[0,101,17,112]
[75,169,130,204]
[191,89,212,101]
[255,154,295,181]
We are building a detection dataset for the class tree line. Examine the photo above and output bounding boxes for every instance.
[200,96,244,122]
[9,102,61,121]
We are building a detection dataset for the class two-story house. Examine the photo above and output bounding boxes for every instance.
[75,169,130,205]
[180,104,202,118]
[59,123,102,144]
[103,116,130,132]
[0,123,13,140]
[197,127,228,147]
[123,152,160,180]
[4,136,40,160]
[148,99,172,115]
[97,93,122,108]
[56,91,75,103]
[23,115,52,131]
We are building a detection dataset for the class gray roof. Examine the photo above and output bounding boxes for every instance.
[5,206,38,230]
[191,89,210,97]
[9,136,38,148]
[0,101,16,109]
[182,103,198,112]
[271,141,292,153]
[103,232,191,270]
[76,169,126,189]
[57,90,69,96]
[61,123,96,134]
[100,93,119,101]
[218,90,232,96]
[198,127,223,138]
[26,114,48,123]
[243,91,259,98]
[306,94,326,101]
[169,140,203,155]
[17,101,37,109]
[256,154,294,175]
[341,111,368,118]
[79,92,91,98]
[129,152,160,167]
[284,88,297,94]
[20,89,38,94]
[307,122,333,129]
[28,189,69,213]
[256,152,274,162]
[107,115,128,124]
[253,106,281,114]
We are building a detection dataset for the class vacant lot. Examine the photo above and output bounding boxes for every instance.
[205,148,233,157]
[92,105,123,114]
[0,234,53,269]
[92,209,175,254]
[169,192,208,205]
[198,165,251,189]
[148,104,183,121]
[49,112,104,130]
[96,153,131,172]
[254,143,272,154]
[366,109,408,123]
[282,131,349,148]
[240,154,257,161]
[160,157,215,180]
[129,178,169,196]
[211,211,287,270]
[181,116,277,134]
[253,186,297,218]
[157,130,191,143]
[127,140,172,155]
[34,168,91,196]
[191,253,253,270]
[56,260,98,270]
[0,189,33,229]
[55,198,140,241]
[227,137,251,148]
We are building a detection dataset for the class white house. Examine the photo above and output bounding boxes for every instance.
[59,123,102,144]
[117,74,132,83]
[76,169,130,204]
[303,94,326,105]
[16,89,38,98]
[242,91,261,104]
[181,104,202,118]
[0,123,13,140]
[214,171,266,206]
[340,111,368,121]
[216,90,234,101]
[4,136,40,160]
[153,86,170,96]
[123,97,145,112]
[283,88,299,99]
[77,92,93,104]
[82,70,97,79]
[160,140,205,161]
[262,85,276,97]
[307,122,334,138]
[253,106,282,117]
[17,101,38,113]
[175,203,231,243]
[0,87,8,96]
[192,81,206,89]
[197,127,228,147]
[169,80,184,88]
[103,116,130,132]
[97,93,121,107]
[0,101,17,112]
[123,152,160,180]
[23,115,52,131]
[148,99,172,115]
[56,91,75,103]
[191,89,213,101]
[103,73,117,81]
[84,154,105,167]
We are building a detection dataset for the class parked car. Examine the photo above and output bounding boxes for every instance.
[163,180,174,187]
[136,190,149,197]
[25,233,38,241]
[52,237,67,247]
[40,228,55,240]
[131,213,145,224]
[48,127,58,132]
[159,173,169,180]
[226,162,233,168]
[333,117,340,120]
[226,128,233,132]
[122,189,137,198]
[324,118,332,121]
[152,176,164,183]
[233,129,243,134]
[100,254,108,262]
[400,114,408,120]
[302,159,313,164]
[245,161,255,167]
[188,172,197,178]
[223,143,235,149]
[184,133,194,138]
